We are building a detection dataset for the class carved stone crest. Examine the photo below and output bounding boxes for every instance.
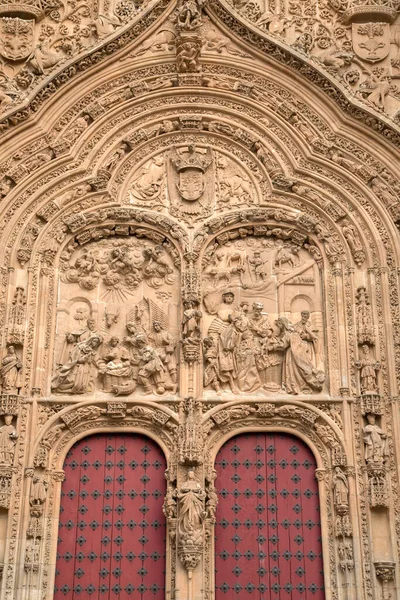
[352,22,390,63]
[0,17,34,61]
[168,145,214,221]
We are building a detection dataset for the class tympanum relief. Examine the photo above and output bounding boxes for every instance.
[52,236,180,398]
[202,234,325,396]
[127,147,257,224]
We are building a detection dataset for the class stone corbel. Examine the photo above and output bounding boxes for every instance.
[375,562,396,600]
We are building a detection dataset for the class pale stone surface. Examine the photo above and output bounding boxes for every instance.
[0,0,398,598]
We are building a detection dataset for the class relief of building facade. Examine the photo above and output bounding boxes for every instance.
[0,0,399,598]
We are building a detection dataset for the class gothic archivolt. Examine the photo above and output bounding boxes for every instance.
[0,1,399,599]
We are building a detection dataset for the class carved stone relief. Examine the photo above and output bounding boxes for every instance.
[52,235,180,397]
[202,234,325,396]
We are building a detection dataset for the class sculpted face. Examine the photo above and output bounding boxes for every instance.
[87,319,96,331]
[4,415,13,426]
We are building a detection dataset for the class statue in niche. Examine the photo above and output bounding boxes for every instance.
[149,321,178,393]
[333,467,349,515]
[52,335,102,395]
[177,470,206,544]
[0,346,22,394]
[177,0,205,30]
[30,477,48,507]
[363,414,389,465]
[356,286,374,345]
[182,300,202,339]
[356,345,380,395]
[0,416,18,466]
[98,337,133,392]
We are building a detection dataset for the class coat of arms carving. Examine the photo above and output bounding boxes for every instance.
[0,17,35,61]
[167,144,214,222]
[352,22,390,63]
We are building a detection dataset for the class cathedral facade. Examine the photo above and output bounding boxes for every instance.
[0,0,399,598]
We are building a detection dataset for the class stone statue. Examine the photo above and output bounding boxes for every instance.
[0,416,18,466]
[293,311,319,369]
[0,346,22,394]
[177,0,205,30]
[177,471,206,544]
[182,301,202,339]
[363,414,389,465]
[332,468,349,515]
[356,345,380,395]
[30,477,48,507]
[149,321,178,393]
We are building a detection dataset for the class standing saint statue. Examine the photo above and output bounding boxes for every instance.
[177,470,206,545]
[0,415,18,466]
[332,467,349,514]
[0,346,22,394]
[363,414,389,465]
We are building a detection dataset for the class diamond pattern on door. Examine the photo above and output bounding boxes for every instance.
[54,433,166,599]
[215,433,325,600]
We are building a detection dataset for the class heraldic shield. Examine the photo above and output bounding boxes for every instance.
[352,22,390,63]
[168,145,214,220]
[0,17,35,61]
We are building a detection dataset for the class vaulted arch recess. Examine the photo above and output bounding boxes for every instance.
[54,433,167,599]
[215,432,324,600]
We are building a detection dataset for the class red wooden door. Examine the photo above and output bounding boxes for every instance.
[215,433,325,600]
[54,433,166,599]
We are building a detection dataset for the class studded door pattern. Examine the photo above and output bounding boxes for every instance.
[54,433,166,599]
[215,433,325,600]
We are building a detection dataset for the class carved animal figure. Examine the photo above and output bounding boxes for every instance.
[274,245,300,270]
[225,249,247,270]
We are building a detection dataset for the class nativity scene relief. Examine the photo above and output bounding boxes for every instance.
[51,236,180,398]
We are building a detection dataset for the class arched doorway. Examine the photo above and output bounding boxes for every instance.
[54,433,166,599]
[215,432,325,600]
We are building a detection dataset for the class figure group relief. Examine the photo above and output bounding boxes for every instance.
[52,236,180,398]
[202,235,326,396]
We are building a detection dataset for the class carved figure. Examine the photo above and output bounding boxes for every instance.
[0,416,17,466]
[276,317,325,394]
[203,337,221,394]
[177,0,205,30]
[98,337,133,392]
[177,470,206,544]
[130,156,165,205]
[333,468,349,514]
[52,336,102,394]
[176,41,201,72]
[363,414,388,465]
[183,301,202,339]
[29,40,63,74]
[104,142,130,171]
[149,321,178,393]
[163,485,177,519]
[137,346,166,395]
[293,311,319,369]
[30,477,48,507]
[356,345,380,395]
[0,346,22,394]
